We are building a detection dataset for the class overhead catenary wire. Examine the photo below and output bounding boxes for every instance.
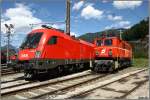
[29,21,65,30]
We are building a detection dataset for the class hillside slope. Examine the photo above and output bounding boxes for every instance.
[78,17,149,58]
[78,17,149,43]
[78,28,126,43]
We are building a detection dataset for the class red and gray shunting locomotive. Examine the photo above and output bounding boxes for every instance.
[91,37,132,72]
[17,26,95,79]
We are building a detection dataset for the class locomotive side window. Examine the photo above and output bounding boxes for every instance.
[104,39,112,46]
[126,44,130,50]
[123,42,125,49]
[48,36,57,45]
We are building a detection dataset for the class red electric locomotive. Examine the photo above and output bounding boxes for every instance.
[91,37,132,72]
[18,25,95,79]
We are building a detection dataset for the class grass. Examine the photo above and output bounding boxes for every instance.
[132,58,149,68]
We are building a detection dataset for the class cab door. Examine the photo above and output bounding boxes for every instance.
[44,36,59,59]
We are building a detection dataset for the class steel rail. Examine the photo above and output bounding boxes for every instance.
[54,68,148,99]
[1,70,92,96]
[31,74,107,99]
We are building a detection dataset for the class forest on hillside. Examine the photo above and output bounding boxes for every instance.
[79,17,149,43]
[122,17,149,41]
[79,17,149,58]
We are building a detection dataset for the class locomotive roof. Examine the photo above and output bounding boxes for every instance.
[79,39,95,47]
[30,28,75,40]
[95,36,120,40]
[95,36,131,48]
[95,36,127,43]
[30,28,94,47]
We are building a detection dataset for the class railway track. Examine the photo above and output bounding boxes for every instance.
[1,66,22,76]
[1,68,148,99]
[53,68,148,99]
[1,70,107,100]
[1,70,91,89]
[1,79,33,90]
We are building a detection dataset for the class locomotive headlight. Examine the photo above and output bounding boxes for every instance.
[108,49,112,56]
[95,51,99,55]
[35,51,41,58]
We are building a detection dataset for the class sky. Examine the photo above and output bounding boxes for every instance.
[1,0,149,48]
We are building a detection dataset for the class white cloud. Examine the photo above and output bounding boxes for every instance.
[107,15,123,21]
[72,1,84,11]
[81,5,104,20]
[102,0,109,3]
[124,25,131,29]
[104,26,111,30]
[105,20,131,29]
[70,32,79,37]
[1,3,42,34]
[51,24,65,29]
[118,21,130,27]
[113,1,143,9]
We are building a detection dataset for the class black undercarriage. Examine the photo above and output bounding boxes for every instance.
[21,59,93,80]
[91,57,132,73]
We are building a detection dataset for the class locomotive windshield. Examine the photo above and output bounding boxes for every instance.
[104,39,112,46]
[20,32,43,49]
[96,39,112,46]
[96,40,102,46]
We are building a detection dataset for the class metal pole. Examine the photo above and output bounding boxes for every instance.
[7,32,10,64]
[66,0,70,35]
[119,29,122,40]
[5,24,14,65]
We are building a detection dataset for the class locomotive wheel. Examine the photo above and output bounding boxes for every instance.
[24,73,34,80]
[79,64,84,70]
[102,64,107,72]
[126,60,132,67]
[94,64,100,73]
[68,65,75,73]
[83,63,90,70]
[109,63,115,73]
[129,60,132,67]
[90,67,95,72]
[108,66,114,72]
[58,66,64,74]
[24,69,37,80]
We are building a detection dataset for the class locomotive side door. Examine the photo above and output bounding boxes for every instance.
[80,42,83,60]
[44,35,64,59]
[79,41,84,69]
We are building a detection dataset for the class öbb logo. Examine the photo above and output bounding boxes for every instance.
[101,48,106,54]
[21,54,28,57]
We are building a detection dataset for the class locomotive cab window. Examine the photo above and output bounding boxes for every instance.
[104,39,112,46]
[20,32,43,49]
[48,36,57,45]
[96,40,102,46]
